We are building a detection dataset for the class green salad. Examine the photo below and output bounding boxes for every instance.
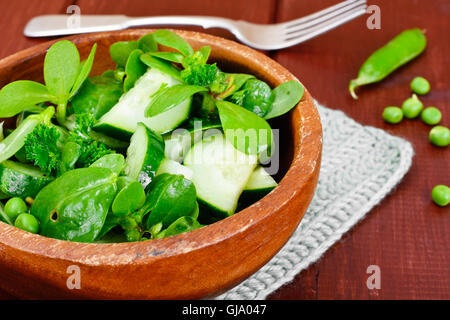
[0,30,304,243]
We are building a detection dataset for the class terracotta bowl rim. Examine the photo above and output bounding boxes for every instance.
[0,29,322,266]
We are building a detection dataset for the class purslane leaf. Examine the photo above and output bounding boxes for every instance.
[146,51,185,64]
[137,33,158,53]
[44,40,80,101]
[153,29,194,56]
[264,81,304,119]
[109,41,139,67]
[197,46,211,63]
[140,53,182,81]
[215,100,272,155]
[69,43,97,98]
[145,84,208,117]
[123,49,147,92]
[0,80,54,117]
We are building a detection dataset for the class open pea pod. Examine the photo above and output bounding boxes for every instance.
[31,167,118,242]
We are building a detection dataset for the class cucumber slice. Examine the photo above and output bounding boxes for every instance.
[238,166,277,210]
[95,68,191,139]
[0,160,52,199]
[125,123,165,188]
[245,166,277,191]
[163,122,221,162]
[184,133,257,218]
[156,158,193,180]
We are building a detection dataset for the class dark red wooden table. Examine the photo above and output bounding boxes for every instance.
[0,0,448,299]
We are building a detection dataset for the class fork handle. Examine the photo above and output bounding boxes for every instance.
[127,16,233,30]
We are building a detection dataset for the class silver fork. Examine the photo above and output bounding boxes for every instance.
[24,0,367,50]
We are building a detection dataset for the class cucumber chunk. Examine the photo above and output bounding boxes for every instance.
[245,166,277,191]
[0,160,52,199]
[95,68,191,139]
[163,122,221,162]
[238,166,277,210]
[125,123,165,188]
[156,158,193,180]
[184,133,257,218]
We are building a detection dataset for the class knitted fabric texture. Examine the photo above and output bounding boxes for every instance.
[217,102,414,300]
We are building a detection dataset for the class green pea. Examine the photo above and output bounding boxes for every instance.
[429,125,450,147]
[382,106,403,124]
[421,107,442,125]
[401,94,423,119]
[14,213,39,233]
[4,197,28,222]
[410,76,430,95]
[431,185,449,207]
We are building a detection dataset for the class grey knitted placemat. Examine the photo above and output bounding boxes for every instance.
[217,102,414,300]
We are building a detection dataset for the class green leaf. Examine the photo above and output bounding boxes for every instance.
[215,100,273,155]
[155,216,202,239]
[238,79,274,117]
[153,29,194,56]
[57,141,82,177]
[111,178,145,217]
[44,40,80,101]
[140,53,182,81]
[145,84,207,117]
[70,70,123,119]
[216,73,254,99]
[30,167,118,242]
[197,46,211,63]
[90,153,126,176]
[145,173,197,229]
[69,43,97,98]
[137,33,158,52]
[123,49,147,92]
[0,80,54,117]
[109,41,139,67]
[264,81,304,119]
[146,51,185,63]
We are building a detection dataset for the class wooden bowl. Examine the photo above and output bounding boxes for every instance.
[0,29,322,299]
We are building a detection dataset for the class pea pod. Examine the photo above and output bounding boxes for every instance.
[0,202,13,225]
[0,107,55,163]
[30,167,117,242]
[349,28,427,99]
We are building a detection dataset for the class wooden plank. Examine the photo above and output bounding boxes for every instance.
[268,0,450,300]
